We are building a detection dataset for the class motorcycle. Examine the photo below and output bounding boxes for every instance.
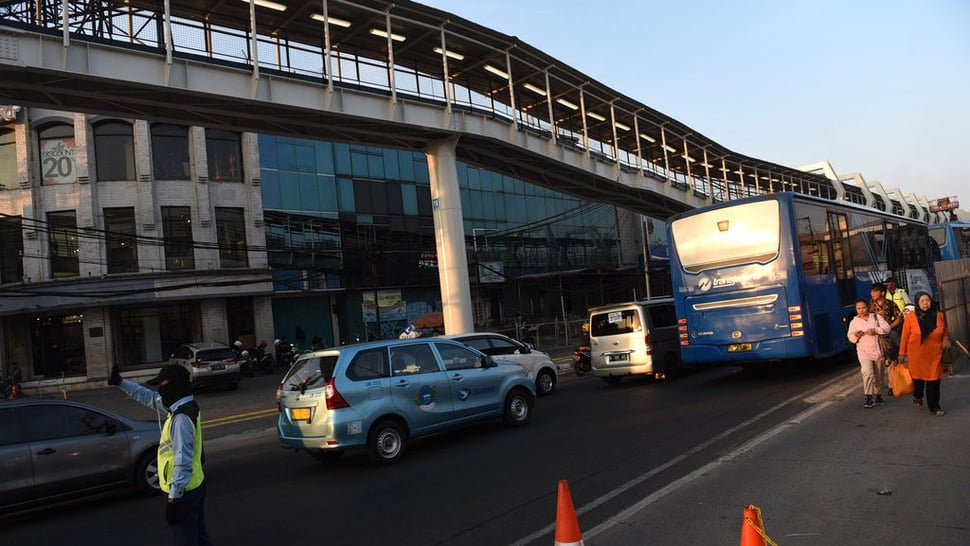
[572,323,591,376]
[572,344,591,376]
[250,342,275,375]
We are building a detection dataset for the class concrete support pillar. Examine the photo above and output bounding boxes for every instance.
[426,137,473,335]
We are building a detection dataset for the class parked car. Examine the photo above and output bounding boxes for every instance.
[588,298,681,385]
[444,332,559,396]
[168,341,241,390]
[276,338,536,465]
[0,399,161,513]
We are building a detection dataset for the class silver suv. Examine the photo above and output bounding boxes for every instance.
[168,341,241,390]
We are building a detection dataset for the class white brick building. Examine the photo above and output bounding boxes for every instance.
[0,108,273,392]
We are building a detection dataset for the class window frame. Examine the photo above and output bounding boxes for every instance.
[161,206,194,270]
[93,120,136,182]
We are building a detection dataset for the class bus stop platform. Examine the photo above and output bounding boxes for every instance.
[585,364,970,545]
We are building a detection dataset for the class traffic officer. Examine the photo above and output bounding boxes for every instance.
[885,276,912,314]
[109,364,214,545]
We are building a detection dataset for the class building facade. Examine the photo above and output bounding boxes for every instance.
[1,108,654,392]
[0,108,273,392]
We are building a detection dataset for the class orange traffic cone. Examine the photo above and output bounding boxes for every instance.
[740,504,768,546]
[554,480,584,546]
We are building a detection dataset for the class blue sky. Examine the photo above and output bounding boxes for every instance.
[422,0,970,204]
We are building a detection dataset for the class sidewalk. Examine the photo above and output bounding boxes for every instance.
[585,365,970,545]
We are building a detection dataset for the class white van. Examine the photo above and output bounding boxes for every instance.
[588,298,680,385]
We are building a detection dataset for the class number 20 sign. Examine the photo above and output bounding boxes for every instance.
[41,138,77,185]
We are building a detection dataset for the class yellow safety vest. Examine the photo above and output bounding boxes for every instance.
[888,289,909,314]
[158,401,204,494]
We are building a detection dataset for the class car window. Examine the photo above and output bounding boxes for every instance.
[174,346,191,359]
[590,309,641,336]
[434,342,484,371]
[23,405,114,442]
[460,337,495,355]
[487,337,519,355]
[390,344,439,375]
[346,348,389,381]
[0,407,24,445]
[197,348,235,362]
[282,355,338,392]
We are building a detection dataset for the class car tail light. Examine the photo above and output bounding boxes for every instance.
[644,334,652,355]
[275,385,283,411]
[191,360,204,368]
[325,378,349,410]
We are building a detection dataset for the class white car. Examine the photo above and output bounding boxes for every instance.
[444,333,558,396]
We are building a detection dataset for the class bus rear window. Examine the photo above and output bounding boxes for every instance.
[671,200,781,273]
[590,310,641,337]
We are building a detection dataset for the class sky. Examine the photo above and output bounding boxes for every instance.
[421,0,970,204]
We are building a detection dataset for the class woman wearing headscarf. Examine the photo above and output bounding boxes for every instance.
[898,292,952,416]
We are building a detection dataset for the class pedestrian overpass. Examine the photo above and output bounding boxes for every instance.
[0,0,926,333]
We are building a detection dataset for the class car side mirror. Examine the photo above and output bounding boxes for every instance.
[482,356,495,369]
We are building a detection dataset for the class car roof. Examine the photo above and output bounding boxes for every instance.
[2,398,138,422]
[185,341,231,350]
[442,332,513,341]
[588,297,675,314]
[296,337,474,357]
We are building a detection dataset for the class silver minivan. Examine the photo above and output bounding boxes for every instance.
[588,298,680,385]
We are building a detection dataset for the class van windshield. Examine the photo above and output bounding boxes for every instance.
[282,355,338,392]
[590,310,641,337]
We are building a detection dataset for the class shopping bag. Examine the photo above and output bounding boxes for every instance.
[890,364,914,397]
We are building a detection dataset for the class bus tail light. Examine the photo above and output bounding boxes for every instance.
[644,334,652,355]
[789,305,804,337]
[677,317,689,346]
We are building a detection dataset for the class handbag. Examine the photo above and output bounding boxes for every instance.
[942,346,956,377]
[878,335,899,360]
[889,363,914,397]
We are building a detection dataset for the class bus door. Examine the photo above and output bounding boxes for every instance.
[827,211,855,307]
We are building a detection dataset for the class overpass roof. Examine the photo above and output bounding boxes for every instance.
[35,0,832,197]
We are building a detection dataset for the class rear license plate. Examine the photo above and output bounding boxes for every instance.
[727,343,753,353]
[210,364,226,371]
[291,407,311,421]
[608,353,629,362]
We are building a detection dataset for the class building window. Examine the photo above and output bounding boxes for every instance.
[162,207,194,270]
[48,210,79,278]
[216,207,248,268]
[38,123,77,185]
[206,129,242,182]
[117,303,196,366]
[0,215,23,284]
[93,120,135,181]
[104,207,138,274]
[0,128,16,190]
[151,123,190,180]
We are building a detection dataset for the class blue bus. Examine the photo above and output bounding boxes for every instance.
[666,192,934,365]
[929,221,970,261]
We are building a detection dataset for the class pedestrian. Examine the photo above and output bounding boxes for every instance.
[847,298,890,408]
[885,276,912,313]
[869,282,902,394]
[3,361,22,399]
[108,364,214,545]
[898,291,952,416]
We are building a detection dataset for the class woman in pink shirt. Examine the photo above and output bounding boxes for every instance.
[847,298,891,408]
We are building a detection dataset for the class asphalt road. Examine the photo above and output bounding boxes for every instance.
[2,358,856,545]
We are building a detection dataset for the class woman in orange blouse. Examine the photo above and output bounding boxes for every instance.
[898,292,952,416]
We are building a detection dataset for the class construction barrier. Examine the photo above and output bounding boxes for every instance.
[554,480,583,546]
